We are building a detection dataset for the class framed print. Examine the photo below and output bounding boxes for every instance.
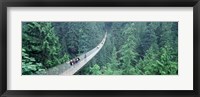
[0,0,200,97]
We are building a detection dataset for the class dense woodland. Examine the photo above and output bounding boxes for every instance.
[22,22,178,75]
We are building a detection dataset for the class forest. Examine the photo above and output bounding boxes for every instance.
[22,22,178,75]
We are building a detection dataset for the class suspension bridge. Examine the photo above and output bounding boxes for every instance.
[46,32,107,75]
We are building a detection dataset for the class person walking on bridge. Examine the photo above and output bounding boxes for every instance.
[69,60,73,66]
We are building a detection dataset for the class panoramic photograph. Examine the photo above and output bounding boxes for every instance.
[22,22,178,75]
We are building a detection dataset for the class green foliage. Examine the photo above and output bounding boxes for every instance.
[22,22,178,75]
[22,22,70,74]
[22,48,45,75]
[135,23,178,75]
[138,43,178,75]
[102,47,122,75]
[158,44,178,74]
[89,64,102,75]
[138,45,160,75]
[119,23,139,65]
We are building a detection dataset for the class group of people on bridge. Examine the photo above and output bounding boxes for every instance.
[69,54,87,67]
[68,37,105,67]
[69,57,80,66]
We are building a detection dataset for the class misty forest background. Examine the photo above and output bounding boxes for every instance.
[22,22,178,75]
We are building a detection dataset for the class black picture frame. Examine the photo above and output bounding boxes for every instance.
[0,0,200,97]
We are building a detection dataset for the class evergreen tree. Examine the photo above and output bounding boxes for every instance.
[22,22,69,74]
[22,22,178,75]
[118,23,139,74]
[139,22,158,58]
[138,44,160,75]
[22,48,45,75]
